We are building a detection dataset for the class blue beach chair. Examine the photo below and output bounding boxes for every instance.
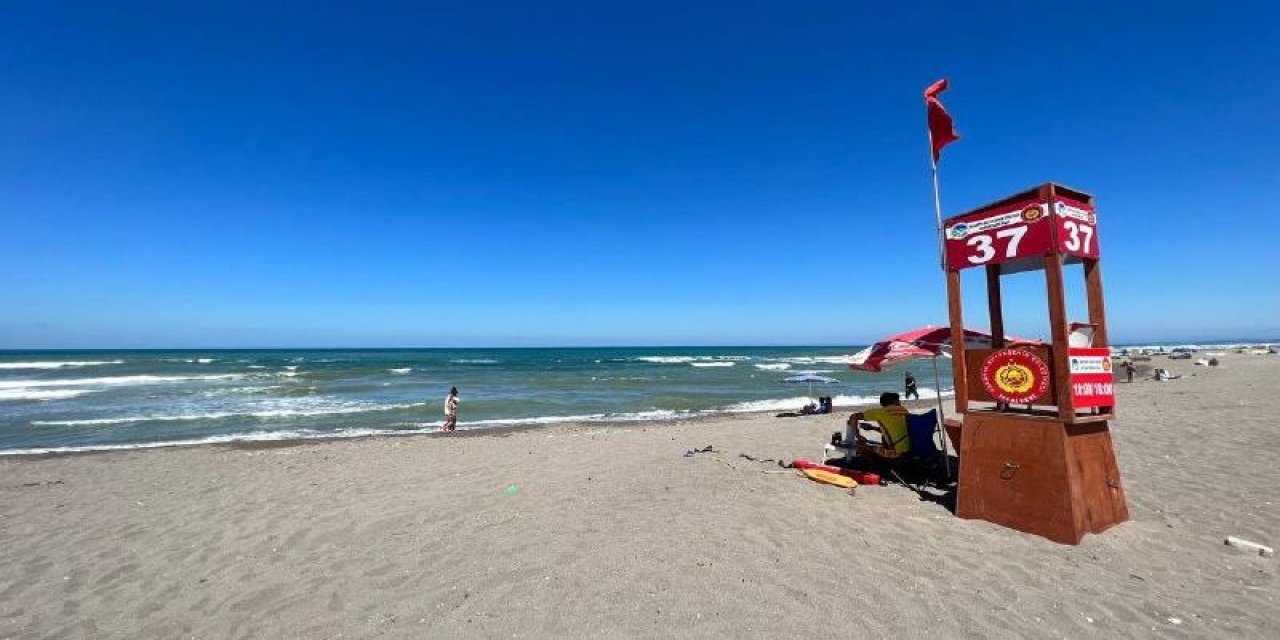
[882,409,949,488]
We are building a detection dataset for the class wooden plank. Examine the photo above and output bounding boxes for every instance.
[986,265,1005,348]
[947,270,968,414]
[1043,251,1074,420]
[1084,258,1108,347]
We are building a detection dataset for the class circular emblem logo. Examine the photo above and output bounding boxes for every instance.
[1021,205,1043,222]
[981,348,1051,404]
[949,223,969,239]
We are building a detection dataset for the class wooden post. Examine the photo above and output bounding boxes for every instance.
[947,269,967,414]
[1084,258,1108,347]
[1043,253,1074,420]
[985,265,1005,348]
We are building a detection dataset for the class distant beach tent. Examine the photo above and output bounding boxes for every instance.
[782,372,840,400]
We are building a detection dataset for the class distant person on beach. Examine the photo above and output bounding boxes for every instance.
[848,392,911,459]
[904,372,919,400]
[442,387,459,432]
[1123,361,1136,383]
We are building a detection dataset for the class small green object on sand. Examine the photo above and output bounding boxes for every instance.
[504,484,520,496]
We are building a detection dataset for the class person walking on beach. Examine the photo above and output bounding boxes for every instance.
[442,387,459,432]
[1123,361,1136,383]
[904,372,919,400]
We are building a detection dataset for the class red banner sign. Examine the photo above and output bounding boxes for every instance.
[980,348,1051,404]
[944,198,1054,271]
[1053,196,1100,260]
[1068,347,1114,408]
[944,194,1102,271]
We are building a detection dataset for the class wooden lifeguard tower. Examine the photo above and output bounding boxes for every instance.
[942,183,1128,545]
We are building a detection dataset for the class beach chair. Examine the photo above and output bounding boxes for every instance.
[886,409,950,487]
[827,410,946,487]
[821,412,916,468]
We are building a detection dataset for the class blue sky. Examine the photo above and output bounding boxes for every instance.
[2,1,1277,348]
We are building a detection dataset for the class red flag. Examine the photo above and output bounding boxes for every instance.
[924,78,959,163]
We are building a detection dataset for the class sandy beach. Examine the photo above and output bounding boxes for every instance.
[1,353,1276,638]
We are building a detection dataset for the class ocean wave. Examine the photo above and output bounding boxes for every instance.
[0,427,432,457]
[449,359,499,364]
[788,369,840,376]
[753,363,791,371]
[388,368,413,374]
[5,411,712,456]
[458,408,703,428]
[690,362,735,368]
[634,356,695,364]
[0,389,102,401]
[0,360,124,370]
[202,385,280,397]
[778,356,856,365]
[0,374,242,390]
[30,400,429,427]
[635,355,752,365]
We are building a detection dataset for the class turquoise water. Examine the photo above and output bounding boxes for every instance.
[0,347,952,454]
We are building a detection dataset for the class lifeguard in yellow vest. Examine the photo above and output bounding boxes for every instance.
[847,392,910,460]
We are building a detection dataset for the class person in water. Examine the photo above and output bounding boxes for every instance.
[442,387,459,432]
[904,372,919,400]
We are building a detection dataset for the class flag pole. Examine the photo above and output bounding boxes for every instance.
[930,155,946,271]
[927,128,947,271]
[925,106,953,479]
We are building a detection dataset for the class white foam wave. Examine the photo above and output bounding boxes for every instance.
[388,368,412,374]
[0,427,434,457]
[31,400,428,427]
[754,363,791,371]
[0,374,242,390]
[459,408,701,428]
[0,360,124,370]
[690,362,735,368]
[635,356,695,364]
[778,356,856,365]
[449,359,499,364]
[0,389,102,401]
[721,396,858,413]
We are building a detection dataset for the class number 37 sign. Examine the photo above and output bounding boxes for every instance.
[944,194,1099,272]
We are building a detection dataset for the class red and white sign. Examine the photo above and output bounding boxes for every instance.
[944,197,1054,271]
[1068,347,1114,408]
[1053,196,1100,260]
[980,348,1051,404]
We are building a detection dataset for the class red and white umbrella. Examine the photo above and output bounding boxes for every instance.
[849,325,1027,372]
[847,325,1041,477]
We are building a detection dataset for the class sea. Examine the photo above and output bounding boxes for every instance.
[0,347,952,455]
